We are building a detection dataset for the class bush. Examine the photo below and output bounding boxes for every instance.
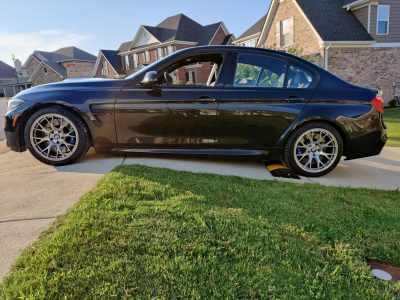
[389,99,397,107]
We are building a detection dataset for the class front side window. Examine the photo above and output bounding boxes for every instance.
[287,65,313,89]
[160,54,224,87]
[233,54,287,88]
[377,5,390,35]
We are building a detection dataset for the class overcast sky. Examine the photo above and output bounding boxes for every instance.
[0,0,271,65]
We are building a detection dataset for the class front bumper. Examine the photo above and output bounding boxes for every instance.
[4,112,26,152]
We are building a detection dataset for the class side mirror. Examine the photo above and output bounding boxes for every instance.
[140,71,158,88]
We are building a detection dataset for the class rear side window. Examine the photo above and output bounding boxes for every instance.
[233,53,287,88]
[287,65,314,89]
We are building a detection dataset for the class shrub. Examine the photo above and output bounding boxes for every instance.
[388,99,397,107]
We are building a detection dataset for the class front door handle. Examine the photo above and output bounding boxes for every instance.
[286,96,305,101]
[196,96,217,104]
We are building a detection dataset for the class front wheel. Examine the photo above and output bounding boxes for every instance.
[24,107,91,166]
[283,123,343,177]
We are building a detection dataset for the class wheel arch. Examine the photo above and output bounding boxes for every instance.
[18,103,93,149]
[283,117,349,157]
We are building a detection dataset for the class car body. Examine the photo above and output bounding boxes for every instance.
[4,46,387,176]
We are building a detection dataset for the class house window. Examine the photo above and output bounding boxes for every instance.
[133,53,138,68]
[167,45,174,55]
[157,48,164,60]
[101,61,108,76]
[377,5,390,35]
[243,39,257,48]
[144,51,150,63]
[279,17,294,47]
[124,55,130,70]
[44,67,47,74]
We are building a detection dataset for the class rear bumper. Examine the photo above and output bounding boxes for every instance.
[345,113,387,160]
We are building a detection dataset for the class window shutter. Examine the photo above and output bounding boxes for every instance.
[288,17,294,44]
[276,22,281,47]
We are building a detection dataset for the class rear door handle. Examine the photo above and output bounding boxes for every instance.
[196,96,217,104]
[286,96,305,101]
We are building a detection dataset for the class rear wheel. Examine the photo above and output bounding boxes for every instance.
[24,107,91,166]
[283,122,343,177]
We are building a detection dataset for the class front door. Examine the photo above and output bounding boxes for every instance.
[115,52,226,148]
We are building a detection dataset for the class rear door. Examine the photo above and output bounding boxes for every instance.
[216,52,316,149]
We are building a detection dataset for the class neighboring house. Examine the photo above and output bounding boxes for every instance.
[233,14,267,47]
[93,13,233,81]
[0,60,23,97]
[23,47,97,86]
[252,0,399,103]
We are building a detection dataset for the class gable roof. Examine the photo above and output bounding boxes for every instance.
[101,50,124,74]
[118,41,132,53]
[0,60,16,78]
[236,14,267,42]
[296,0,374,42]
[258,0,374,46]
[25,46,96,80]
[53,46,97,62]
[127,13,229,52]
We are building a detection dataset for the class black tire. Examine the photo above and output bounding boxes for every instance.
[24,106,91,166]
[283,122,343,177]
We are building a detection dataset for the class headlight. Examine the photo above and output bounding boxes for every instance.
[7,98,26,112]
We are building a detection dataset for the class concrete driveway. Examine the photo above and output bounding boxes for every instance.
[1,96,399,281]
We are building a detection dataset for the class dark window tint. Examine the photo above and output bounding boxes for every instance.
[287,65,313,89]
[234,54,287,88]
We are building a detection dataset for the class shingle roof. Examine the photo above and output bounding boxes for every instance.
[28,46,96,78]
[0,60,16,78]
[118,41,132,53]
[296,0,374,41]
[129,14,227,51]
[236,14,267,41]
[54,46,96,62]
[101,50,124,74]
[342,0,358,6]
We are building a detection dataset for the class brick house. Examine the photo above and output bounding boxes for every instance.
[93,13,233,82]
[22,47,97,86]
[240,0,399,103]
[0,60,17,97]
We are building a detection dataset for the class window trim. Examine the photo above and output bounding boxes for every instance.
[376,5,390,36]
[155,53,228,89]
[229,52,318,91]
[280,17,294,47]
[101,60,108,76]
[232,53,288,89]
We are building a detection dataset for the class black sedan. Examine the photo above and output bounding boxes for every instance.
[4,46,387,177]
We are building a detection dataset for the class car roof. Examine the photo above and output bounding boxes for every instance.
[175,45,318,69]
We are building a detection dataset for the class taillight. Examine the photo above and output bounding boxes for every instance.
[371,96,384,113]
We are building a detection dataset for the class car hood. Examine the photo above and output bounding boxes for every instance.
[15,78,126,99]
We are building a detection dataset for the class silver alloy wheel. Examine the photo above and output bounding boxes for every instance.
[29,113,79,161]
[293,128,339,174]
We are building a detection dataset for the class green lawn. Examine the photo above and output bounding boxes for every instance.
[385,108,400,147]
[1,165,400,299]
